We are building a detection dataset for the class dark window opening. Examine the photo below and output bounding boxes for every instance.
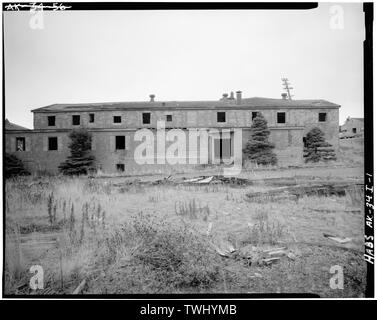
[166,115,172,122]
[89,113,95,123]
[252,112,259,120]
[319,113,327,122]
[48,137,58,151]
[217,112,226,123]
[72,115,80,125]
[352,128,357,133]
[303,137,307,148]
[48,116,55,126]
[116,136,125,150]
[113,116,122,123]
[142,113,151,124]
[16,137,25,151]
[277,112,286,124]
[116,164,125,172]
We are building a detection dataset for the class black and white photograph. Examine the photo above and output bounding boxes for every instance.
[1,1,374,300]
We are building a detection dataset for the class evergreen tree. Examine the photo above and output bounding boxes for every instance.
[243,113,277,165]
[304,127,337,163]
[5,153,30,178]
[59,129,95,175]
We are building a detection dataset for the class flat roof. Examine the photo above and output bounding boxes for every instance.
[31,97,340,113]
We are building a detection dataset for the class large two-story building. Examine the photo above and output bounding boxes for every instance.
[5,91,340,174]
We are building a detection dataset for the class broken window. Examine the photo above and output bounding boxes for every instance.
[72,115,80,125]
[217,112,226,123]
[115,136,125,150]
[319,113,327,122]
[116,164,125,172]
[113,116,122,123]
[16,137,26,151]
[89,113,95,123]
[252,112,259,120]
[166,115,172,122]
[48,116,56,126]
[48,137,58,151]
[142,113,151,124]
[277,112,286,124]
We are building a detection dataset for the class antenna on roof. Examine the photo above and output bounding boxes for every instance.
[281,78,294,100]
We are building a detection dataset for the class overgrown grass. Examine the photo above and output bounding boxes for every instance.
[4,166,366,296]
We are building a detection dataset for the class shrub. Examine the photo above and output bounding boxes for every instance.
[5,153,30,178]
[243,113,277,165]
[128,213,221,290]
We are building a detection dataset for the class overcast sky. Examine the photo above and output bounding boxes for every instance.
[4,3,364,128]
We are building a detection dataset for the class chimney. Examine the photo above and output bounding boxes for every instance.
[281,93,288,100]
[236,91,242,105]
[221,93,228,100]
[229,91,235,100]
[149,94,155,102]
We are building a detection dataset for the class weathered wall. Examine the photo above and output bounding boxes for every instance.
[5,131,70,174]
[9,106,339,174]
[33,107,339,141]
[6,126,304,173]
[341,118,364,134]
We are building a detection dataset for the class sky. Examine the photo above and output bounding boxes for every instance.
[4,3,364,129]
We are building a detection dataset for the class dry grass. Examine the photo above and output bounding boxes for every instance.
[4,164,366,296]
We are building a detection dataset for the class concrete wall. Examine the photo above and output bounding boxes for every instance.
[5,131,70,174]
[6,126,304,173]
[341,119,364,134]
[33,107,339,138]
[8,106,338,174]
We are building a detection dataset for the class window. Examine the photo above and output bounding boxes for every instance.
[277,112,286,124]
[89,113,95,123]
[166,115,172,122]
[217,112,226,123]
[72,115,80,125]
[113,116,122,123]
[116,164,125,172]
[319,113,327,122]
[115,136,125,150]
[142,113,151,124]
[303,137,307,148]
[48,116,55,126]
[48,137,58,151]
[352,128,357,133]
[252,112,259,120]
[16,137,25,151]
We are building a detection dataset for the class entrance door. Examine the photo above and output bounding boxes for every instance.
[213,134,232,163]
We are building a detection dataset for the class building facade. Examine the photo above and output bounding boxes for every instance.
[5,92,340,174]
[340,117,364,136]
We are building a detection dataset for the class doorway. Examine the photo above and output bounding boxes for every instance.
[213,132,232,163]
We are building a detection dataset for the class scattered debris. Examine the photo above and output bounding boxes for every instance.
[226,243,298,267]
[323,233,353,244]
[246,182,363,202]
[259,257,281,266]
[287,252,296,260]
[184,177,204,183]
[196,176,214,184]
[72,279,87,294]
[211,240,236,257]
[267,249,286,257]
[263,247,287,253]
[181,175,253,186]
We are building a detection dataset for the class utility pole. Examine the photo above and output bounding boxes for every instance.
[281,78,294,100]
